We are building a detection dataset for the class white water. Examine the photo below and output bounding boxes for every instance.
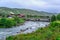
[0,21,49,40]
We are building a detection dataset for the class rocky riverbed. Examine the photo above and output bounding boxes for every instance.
[0,21,49,40]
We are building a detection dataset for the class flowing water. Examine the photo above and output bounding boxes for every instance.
[0,21,49,40]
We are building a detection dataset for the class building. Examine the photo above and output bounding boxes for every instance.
[7,12,15,18]
[18,14,25,18]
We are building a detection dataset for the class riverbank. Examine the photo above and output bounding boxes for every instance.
[0,21,49,40]
[6,21,60,40]
[0,17,25,28]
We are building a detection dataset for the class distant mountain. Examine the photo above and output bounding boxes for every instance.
[0,7,55,16]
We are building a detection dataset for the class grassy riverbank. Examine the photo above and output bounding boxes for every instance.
[6,21,60,40]
[0,18,25,28]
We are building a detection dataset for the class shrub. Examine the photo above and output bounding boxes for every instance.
[0,18,16,28]
[50,21,60,27]
[57,14,60,20]
[0,17,25,28]
[51,15,56,22]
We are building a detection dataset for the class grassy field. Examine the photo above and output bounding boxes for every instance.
[6,21,60,40]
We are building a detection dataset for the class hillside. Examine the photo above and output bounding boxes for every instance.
[0,7,54,16]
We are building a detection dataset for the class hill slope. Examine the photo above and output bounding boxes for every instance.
[0,7,54,16]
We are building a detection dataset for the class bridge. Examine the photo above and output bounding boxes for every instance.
[23,15,51,22]
[24,18,50,22]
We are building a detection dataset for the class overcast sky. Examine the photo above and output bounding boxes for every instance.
[0,0,60,13]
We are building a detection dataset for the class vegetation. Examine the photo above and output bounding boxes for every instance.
[0,7,54,16]
[0,7,60,40]
[50,13,60,22]
[6,13,60,40]
[6,21,60,40]
[0,17,25,28]
[57,14,60,20]
[0,17,15,28]
[51,15,56,22]
[27,15,41,18]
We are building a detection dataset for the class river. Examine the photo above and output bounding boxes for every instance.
[0,21,49,40]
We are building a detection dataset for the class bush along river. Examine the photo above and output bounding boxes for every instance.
[0,21,49,40]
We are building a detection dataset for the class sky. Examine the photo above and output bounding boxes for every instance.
[0,0,60,13]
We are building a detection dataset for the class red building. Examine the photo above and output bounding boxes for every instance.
[18,14,25,18]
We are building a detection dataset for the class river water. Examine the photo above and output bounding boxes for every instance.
[0,21,49,40]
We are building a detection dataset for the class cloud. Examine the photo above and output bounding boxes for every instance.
[0,0,60,13]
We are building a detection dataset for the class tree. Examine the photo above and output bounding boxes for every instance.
[0,12,7,17]
[0,18,16,28]
[14,16,20,25]
[57,14,60,20]
[51,15,56,22]
[0,17,7,28]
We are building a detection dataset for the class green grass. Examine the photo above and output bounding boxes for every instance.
[56,21,60,23]
[6,21,60,40]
